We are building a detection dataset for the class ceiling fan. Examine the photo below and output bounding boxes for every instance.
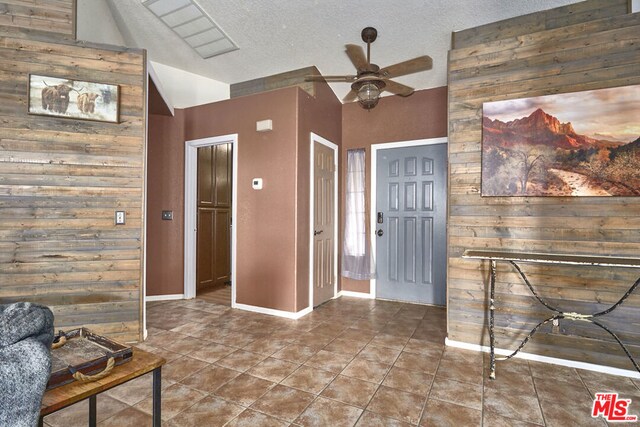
[307,27,433,109]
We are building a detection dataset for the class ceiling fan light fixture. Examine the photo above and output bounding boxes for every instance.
[357,81,382,110]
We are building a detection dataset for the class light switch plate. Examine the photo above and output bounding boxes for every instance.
[115,211,125,225]
[252,178,263,190]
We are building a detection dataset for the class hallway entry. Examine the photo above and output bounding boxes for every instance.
[196,143,232,294]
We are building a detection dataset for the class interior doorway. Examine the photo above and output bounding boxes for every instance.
[184,134,238,305]
[196,143,232,302]
[371,138,448,306]
[309,133,338,308]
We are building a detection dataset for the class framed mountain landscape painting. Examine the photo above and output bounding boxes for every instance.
[481,85,640,196]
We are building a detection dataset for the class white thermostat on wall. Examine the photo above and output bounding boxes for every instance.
[252,178,263,190]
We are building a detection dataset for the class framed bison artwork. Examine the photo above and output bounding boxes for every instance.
[28,74,119,123]
[481,84,640,197]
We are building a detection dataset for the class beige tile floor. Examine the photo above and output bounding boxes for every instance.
[43,297,640,426]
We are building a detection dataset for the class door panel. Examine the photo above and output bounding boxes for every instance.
[313,140,335,307]
[422,217,433,285]
[215,144,231,207]
[196,143,232,291]
[213,209,231,283]
[198,146,213,205]
[196,209,214,290]
[376,143,447,305]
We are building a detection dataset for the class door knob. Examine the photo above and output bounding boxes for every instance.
[376,229,384,237]
[314,230,323,236]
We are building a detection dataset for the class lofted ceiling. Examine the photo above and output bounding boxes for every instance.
[105,0,582,101]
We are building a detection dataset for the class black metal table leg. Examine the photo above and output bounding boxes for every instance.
[152,366,162,427]
[489,260,496,380]
[89,395,96,427]
[464,250,640,380]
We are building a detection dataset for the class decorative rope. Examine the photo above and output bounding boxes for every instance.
[51,335,67,350]
[72,357,115,382]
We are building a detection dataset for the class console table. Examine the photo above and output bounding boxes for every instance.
[462,250,640,380]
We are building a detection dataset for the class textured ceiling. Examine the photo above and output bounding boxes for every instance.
[107,0,582,100]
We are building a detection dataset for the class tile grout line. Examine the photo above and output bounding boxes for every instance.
[416,344,445,427]
[528,360,549,427]
[357,317,433,426]
[351,332,404,425]
[316,307,384,426]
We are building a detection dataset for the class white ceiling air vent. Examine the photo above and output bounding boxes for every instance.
[142,0,238,59]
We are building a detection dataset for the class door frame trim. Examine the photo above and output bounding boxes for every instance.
[309,133,339,309]
[184,134,238,304]
[370,137,448,299]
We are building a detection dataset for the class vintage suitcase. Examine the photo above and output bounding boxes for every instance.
[47,327,133,390]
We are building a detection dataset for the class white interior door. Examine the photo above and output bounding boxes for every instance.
[311,136,337,307]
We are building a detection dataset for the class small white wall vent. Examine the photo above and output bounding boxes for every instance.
[256,119,273,132]
[142,0,238,59]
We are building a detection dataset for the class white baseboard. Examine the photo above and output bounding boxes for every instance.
[233,303,313,319]
[145,294,184,302]
[337,290,374,299]
[445,338,640,379]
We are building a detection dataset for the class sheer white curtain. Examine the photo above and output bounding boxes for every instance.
[341,149,376,280]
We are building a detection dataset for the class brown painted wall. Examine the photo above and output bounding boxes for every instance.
[147,110,185,296]
[340,87,448,293]
[297,82,343,310]
[185,89,299,312]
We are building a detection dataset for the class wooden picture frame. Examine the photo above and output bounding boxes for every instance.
[481,85,640,197]
[28,74,120,123]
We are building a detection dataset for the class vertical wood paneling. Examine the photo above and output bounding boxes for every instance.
[0,36,146,342]
[447,1,640,370]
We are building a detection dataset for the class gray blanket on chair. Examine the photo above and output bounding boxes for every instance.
[0,302,54,427]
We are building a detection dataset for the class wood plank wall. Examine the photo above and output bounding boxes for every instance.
[447,0,640,370]
[230,66,321,98]
[0,36,147,342]
[0,0,76,40]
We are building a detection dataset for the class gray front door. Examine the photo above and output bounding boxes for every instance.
[375,143,447,305]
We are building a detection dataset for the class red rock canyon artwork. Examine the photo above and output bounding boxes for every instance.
[481,85,640,196]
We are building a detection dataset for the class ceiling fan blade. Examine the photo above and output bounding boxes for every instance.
[345,44,368,70]
[343,89,358,103]
[379,56,433,79]
[305,75,357,82]
[382,80,415,97]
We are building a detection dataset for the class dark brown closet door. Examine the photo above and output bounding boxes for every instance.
[196,143,232,291]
